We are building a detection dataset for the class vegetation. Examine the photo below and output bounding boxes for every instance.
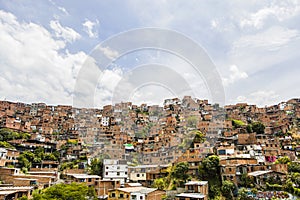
[288,162,300,173]
[239,173,254,188]
[198,155,221,199]
[221,180,235,200]
[251,122,265,134]
[275,156,291,164]
[152,162,190,190]
[171,162,190,187]
[0,128,30,141]
[187,116,198,128]
[153,177,166,190]
[246,121,265,134]
[89,157,103,176]
[231,119,246,128]
[32,183,97,200]
[18,147,60,172]
[189,130,206,148]
[0,141,15,149]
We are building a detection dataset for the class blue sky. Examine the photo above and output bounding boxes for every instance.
[0,0,300,107]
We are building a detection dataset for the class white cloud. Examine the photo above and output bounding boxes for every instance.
[82,19,99,38]
[233,26,299,51]
[48,0,69,15]
[57,6,69,15]
[98,46,119,60]
[50,20,81,43]
[0,10,86,105]
[94,67,123,107]
[223,65,248,86]
[235,90,280,107]
[240,1,300,29]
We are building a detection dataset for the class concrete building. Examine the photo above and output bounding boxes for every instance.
[103,159,128,186]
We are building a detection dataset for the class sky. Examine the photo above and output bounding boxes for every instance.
[0,0,300,108]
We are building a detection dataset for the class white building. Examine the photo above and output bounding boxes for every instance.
[0,148,7,160]
[103,159,128,186]
[101,117,110,126]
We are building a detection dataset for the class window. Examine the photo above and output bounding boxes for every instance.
[111,193,115,197]
[137,174,140,177]
[88,178,92,182]
[117,172,120,176]
[120,194,124,198]
[140,196,143,200]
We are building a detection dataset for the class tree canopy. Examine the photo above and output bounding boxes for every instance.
[275,156,291,164]
[221,180,235,200]
[32,183,96,200]
[89,158,103,176]
[251,122,265,134]
[0,128,30,141]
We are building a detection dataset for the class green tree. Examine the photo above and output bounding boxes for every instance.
[251,122,265,134]
[0,141,15,149]
[275,156,291,164]
[232,119,245,128]
[199,155,221,199]
[89,158,103,176]
[238,187,248,200]
[18,151,35,172]
[153,177,166,190]
[187,116,198,128]
[32,183,97,200]
[221,180,235,200]
[288,162,300,173]
[200,155,220,177]
[0,128,30,141]
[240,174,254,188]
[171,162,190,187]
[246,124,253,133]
[192,130,206,143]
[290,172,300,187]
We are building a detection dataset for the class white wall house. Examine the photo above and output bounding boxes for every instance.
[103,159,128,186]
[101,117,110,126]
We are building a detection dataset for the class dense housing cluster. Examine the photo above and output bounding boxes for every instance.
[0,97,299,199]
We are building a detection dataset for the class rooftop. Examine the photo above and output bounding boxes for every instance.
[117,187,157,194]
[176,193,206,198]
[248,170,273,177]
[185,181,208,186]
[67,174,100,179]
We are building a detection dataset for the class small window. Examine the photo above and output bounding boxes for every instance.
[88,178,92,182]
[117,172,120,176]
[111,193,116,197]
[120,194,124,198]
[137,174,140,177]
